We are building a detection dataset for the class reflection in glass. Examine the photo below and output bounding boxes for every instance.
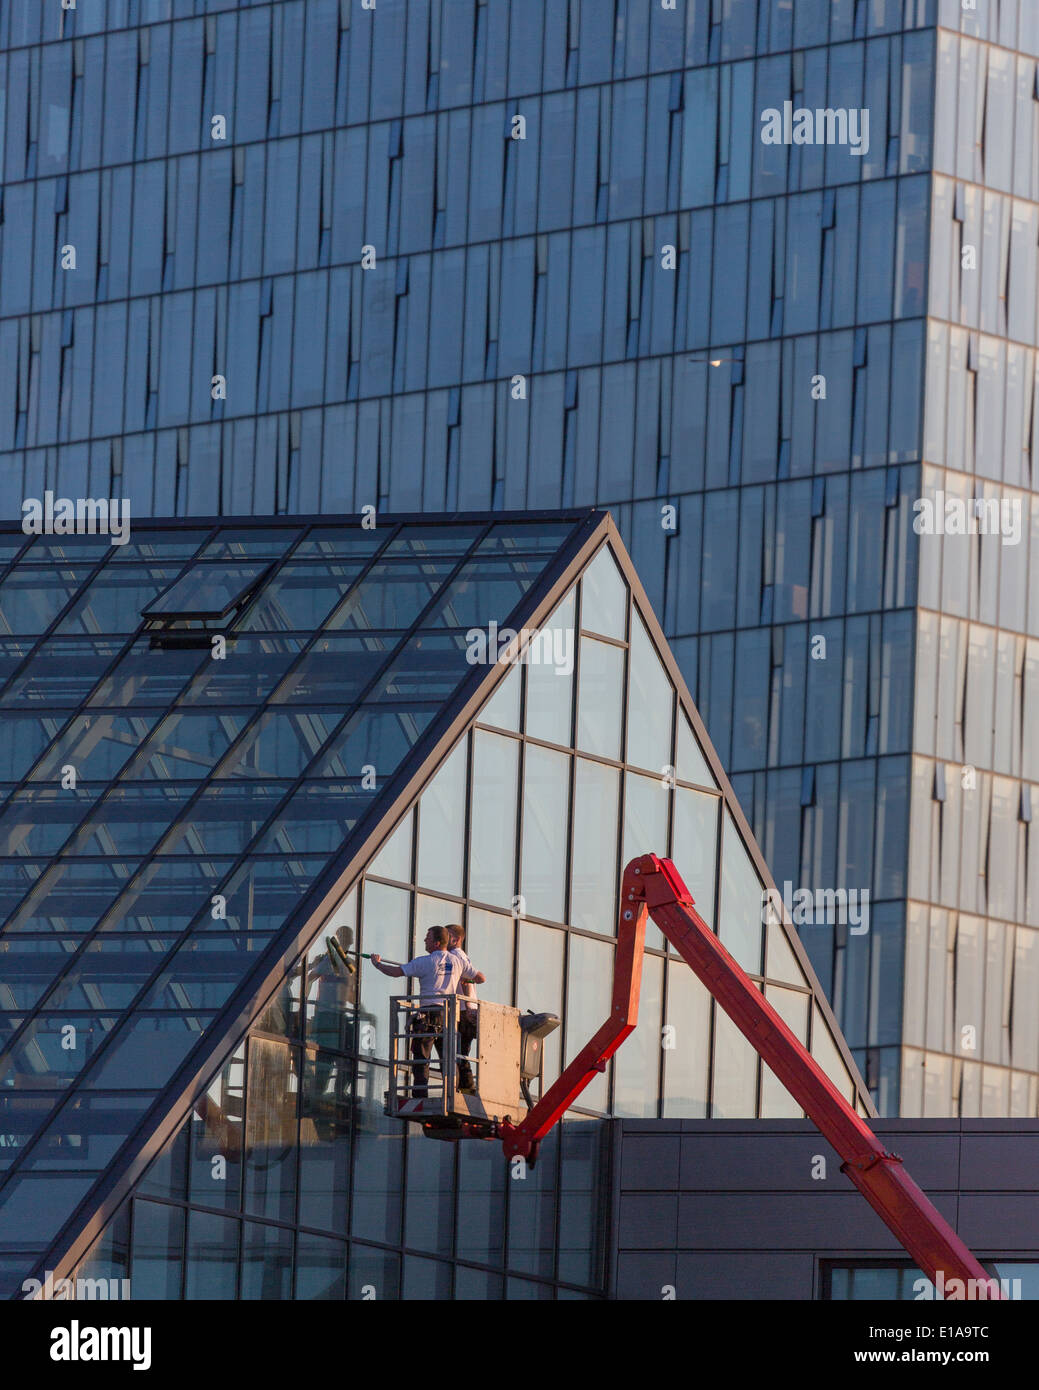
[350,1081,404,1247]
[456,1139,507,1266]
[358,881,409,1060]
[404,1125,455,1257]
[185,1210,239,1299]
[558,1119,606,1287]
[129,1199,185,1299]
[295,1230,346,1299]
[348,1245,400,1300]
[240,1221,293,1300]
[243,1037,298,1225]
[188,1046,245,1211]
[299,1048,353,1234]
[507,1127,558,1279]
[401,1254,453,1299]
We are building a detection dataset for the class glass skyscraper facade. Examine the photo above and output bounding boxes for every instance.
[0,511,866,1298]
[1,0,1038,1125]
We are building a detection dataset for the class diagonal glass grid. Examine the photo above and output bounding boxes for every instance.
[0,513,587,1264]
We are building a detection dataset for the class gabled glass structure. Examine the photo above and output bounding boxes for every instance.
[0,510,867,1300]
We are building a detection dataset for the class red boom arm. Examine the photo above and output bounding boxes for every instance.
[499,854,1001,1298]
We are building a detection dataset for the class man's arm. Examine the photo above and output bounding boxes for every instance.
[369,953,405,978]
[462,967,486,985]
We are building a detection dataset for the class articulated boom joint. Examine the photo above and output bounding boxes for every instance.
[841,1149,904,1175]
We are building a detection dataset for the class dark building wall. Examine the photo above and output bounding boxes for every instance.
[610,1118,1039,1299]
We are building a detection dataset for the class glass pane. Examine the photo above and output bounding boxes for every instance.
[524,589,575,745]
[188,1048,245,1211]
[367,811,413,883]
[760,986,810,1118]
[237,563,365,632]
[676,715,717,788]
[477,664,520,732]
[570,758,620,935]
[270,633,401,704]
[243,1037,298,1224]
[516,921,565,1086]
[465,908,515,1008]
[623,772,669,948]
[199,529,299,559]
[564,934,612,1110]
[240,1221,293,1300]
[671,788,720,929]
[294,1231,346,1299]
[184,1210,239,1299]
[350,1086,404,1246]
[626,612,674,776]
[404,1126,455,1257]
[662,961,709,1117]
[766,917,807,985]
[580,546,627,639]
[711,1006,759,1117]
[519,744,570,924]
[129,1199,185,1299]
[614,953,663,1117]
[416,738,466,897]
[357,881,410,1061]
[143,561,271,619]
[576,637,624,760]
[718,811,765,975]
[469,730,518,909]
[299,1048,353,1235]
[325,560,455,630]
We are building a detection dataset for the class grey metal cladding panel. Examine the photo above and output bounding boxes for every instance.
[617,1193,680,1250]
[674,1192,961,1252]
[958,1197,1039,1252]
[675,1252,816,1301]
[615,1251,679,1300]
[679,1134,843,1191]
[959,1135,1039,1190]
[620,1136,681,1191]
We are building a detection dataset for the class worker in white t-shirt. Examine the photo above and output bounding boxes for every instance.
[371,926,484,1097]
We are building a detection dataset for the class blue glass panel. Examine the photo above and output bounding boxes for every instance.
[270,634,402,704]
[2,639,128,707]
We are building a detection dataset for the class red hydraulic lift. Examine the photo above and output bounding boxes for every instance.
[497,853,1002,1299]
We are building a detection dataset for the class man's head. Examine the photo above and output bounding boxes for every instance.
[445,924,464,948]
[423,926,449,952]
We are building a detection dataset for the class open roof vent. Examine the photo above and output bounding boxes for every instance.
[141,559,273,647]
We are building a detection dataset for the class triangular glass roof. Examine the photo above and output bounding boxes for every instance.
[0,511,598,1277]
[0,510,870,1294]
